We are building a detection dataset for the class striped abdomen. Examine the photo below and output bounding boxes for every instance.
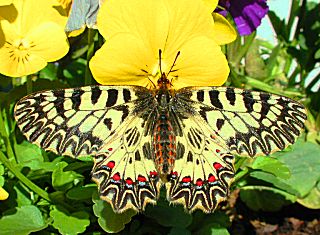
[153,112,176,174]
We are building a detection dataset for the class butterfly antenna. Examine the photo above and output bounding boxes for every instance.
[148,77,156,88]
[159,49,163,76]
[167,51,180,77]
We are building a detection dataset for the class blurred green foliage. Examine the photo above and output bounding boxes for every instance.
[0,0,319,234]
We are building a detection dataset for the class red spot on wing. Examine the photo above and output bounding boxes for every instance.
[196,179,203,186]
[213,162,223,170]
[108,148,113,151]
[106,161,115,169]
[150,171,158,178]
[172,171,178,176]
[182,176,191,183]
[112,173,121,181]
[138,175,146,182]
[216,149,221,153]
[208,174,216,182]
[125,178,133,185]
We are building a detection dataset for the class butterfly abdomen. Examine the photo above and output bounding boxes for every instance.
[153,112,176,174]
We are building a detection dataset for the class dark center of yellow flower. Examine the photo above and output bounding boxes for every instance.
[6,38,34,63]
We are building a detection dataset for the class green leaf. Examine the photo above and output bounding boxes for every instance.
[240,186,296,212]
[63,58,86,86]
[249,171,298,195]
[0,205,47,235]
[275,140,320,197]
[66,184,96,200]
[0,79,68,106]
[315,48,320,59]
[92,191,136,233]
[297,184,320,209]
[52,162,84,191]
[0,176,4,186]
[0,164,4,186]
[14,185,32,207]
[196,223,230,235]
[39,63,58,81]
[144,199,192,228]
[0,164,4,175]
[245,41,268,79]
[14,141,43,170]
[169,227,192,235]
[251,156,290,179]
[50,205,90,235]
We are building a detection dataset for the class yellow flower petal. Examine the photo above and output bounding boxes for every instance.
[0,0,69,77]
[0,187,9,200]
[0,22,69,77]
[97,0,170,55]
[27,22,69,62]
[212,13,237,45]
[0,0,12,6]
[91,0,232,88]
[202,0,218,12]
[0,0,67,34]
[171,37,229,89]
[90,33,155,87]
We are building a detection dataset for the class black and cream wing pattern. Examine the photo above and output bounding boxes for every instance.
[14,85,307,213]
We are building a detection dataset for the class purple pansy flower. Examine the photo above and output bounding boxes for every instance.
[217,0,269,36]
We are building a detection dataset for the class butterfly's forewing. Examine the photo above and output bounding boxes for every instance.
[175,87,307,157]
[165,115,235,213]
[14,85,151,157]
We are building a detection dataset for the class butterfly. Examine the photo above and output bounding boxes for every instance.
[14,73,306,213]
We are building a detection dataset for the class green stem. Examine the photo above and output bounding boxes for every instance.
[0,151,51,202]
[0,110,51,201]
[231,32,256,67]
[234,167,249,184]
[84,29,96,86]
[0,111,16,162]
[26,75,33,94]
[245,76,305,98]
[234,157,246,171]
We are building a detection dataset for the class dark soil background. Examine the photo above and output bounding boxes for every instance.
[229,190,320,235]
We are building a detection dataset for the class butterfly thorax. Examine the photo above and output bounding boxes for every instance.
[153,88,176,175]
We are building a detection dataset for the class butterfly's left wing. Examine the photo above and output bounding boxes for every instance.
[174,87,307,157]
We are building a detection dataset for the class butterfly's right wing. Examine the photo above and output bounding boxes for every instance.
[15,85,162,212]
[174,87,307,157]
[14,85,152,157]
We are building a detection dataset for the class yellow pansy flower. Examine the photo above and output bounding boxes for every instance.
[0,0,12,5]
[0,0,69,77]
[0,186,8,200]
[90,0,236,89]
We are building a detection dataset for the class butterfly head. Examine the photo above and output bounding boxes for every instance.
[152,49,180,90]
[157,72,172,90]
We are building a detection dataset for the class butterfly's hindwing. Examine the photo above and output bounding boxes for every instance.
[14,85,152,157]
[91,115,161,213]
[175,87,307,157]
[165,115,235,213]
